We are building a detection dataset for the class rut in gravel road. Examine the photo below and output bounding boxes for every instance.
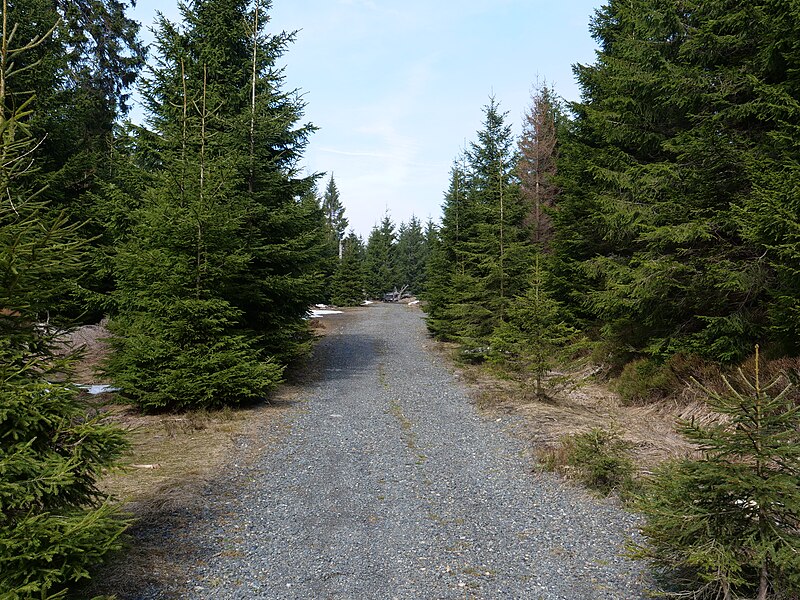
[150,303,651,599]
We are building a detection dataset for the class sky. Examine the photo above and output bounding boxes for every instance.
[129,0,602,238]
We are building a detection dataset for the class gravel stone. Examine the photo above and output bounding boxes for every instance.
[135,303,652,599]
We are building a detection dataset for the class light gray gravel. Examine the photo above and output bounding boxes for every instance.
[137,303,651,599]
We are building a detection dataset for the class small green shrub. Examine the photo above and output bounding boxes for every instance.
[567,427,635,495]
[539,427,635,497]
[616,358,678,405]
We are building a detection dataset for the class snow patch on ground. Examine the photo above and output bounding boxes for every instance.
[309,309,344,318]
[78,384,120,395]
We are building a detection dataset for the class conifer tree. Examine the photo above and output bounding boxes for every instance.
[322,174,348,259]
[330,231,365,306]
[0,8,128,594]
[517,83,560,248]
[395,215,427,294]
[554,0,794,364]
[364,213,398,298]
[464,97,530,323]
[20,0,146,318]
[223,0,326,362]
[632,348,800,599]
[418,218,438,297]
[425,159,470,340]
[426,100,532,348]
[491,254,575,397]
[108,0,323,410]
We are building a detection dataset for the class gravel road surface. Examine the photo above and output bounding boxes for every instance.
[139,303,649,599]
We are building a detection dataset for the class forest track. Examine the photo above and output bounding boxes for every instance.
[120,303,650,599]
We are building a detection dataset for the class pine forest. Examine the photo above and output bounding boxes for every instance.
[1,0,799,598]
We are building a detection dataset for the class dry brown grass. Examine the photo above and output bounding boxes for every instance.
[98,403,247,503]
[435,345,694,476]
[438,342,800,483]
[77,387,302,598]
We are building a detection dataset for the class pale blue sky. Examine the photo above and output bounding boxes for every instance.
[130,0,602,236]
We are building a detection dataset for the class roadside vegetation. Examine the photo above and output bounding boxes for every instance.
[422,2,800,598]
[2,0,799,598]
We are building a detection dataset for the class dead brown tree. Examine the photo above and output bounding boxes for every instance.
[517,83,559,249]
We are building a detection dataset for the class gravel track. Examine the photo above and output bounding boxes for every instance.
[139,303,650,599]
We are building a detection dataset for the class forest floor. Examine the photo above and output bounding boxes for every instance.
[73,304,680,599]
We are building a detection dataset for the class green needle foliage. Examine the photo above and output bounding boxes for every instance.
[108,0,327,410]
[364,213,399,298]
[322,174,348,260]
[566,427,634,496]
[0,6,128,595]
[330,231,366,306]
[426,99,533,350]
[552,0,800,365]
[395,216,427,296]
[632,347,800,599]
[490,254,576,397]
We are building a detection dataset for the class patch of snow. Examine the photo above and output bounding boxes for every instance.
[408,300,420,306]
[315,303,328,309]
[309,309,343,318]
[362,300,374,305]
[78,384,120,395]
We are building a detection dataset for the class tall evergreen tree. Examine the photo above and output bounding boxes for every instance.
[108,0,323,410]
[418,218,438,296]
[395,215,427,294]
[517,83,561,248]
[554,0,796,364]
[330,231,365,306]
[21,0,146,318]
[427,100,532,348]
[364,213,398,298]
[0,9,128,594]
[321,174,348,259]
[727,2,800,356]
[425,158,470,340]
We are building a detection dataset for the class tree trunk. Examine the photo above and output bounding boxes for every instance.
[757,561,769,600]
[248,1,259,194]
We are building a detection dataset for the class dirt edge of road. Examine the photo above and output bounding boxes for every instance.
[423,332,694,482]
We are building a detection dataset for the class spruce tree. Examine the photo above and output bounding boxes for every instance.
[108,0,300,410]
[322,174,348,259]
[464,97,530,324]
[730,1,800,356]
[330,231,366,306]
[517,83,561,248]
[426,100,532,349]
[364,213,398,298]
[223,0,327,362]
[395,215,427,294]
[418,218,438,297]
[491,254,575,397]
[0,9,128,594]
[425,159,470,340]
[554,0,798,364]
[24,0,146,319]
[632,348,800,599]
